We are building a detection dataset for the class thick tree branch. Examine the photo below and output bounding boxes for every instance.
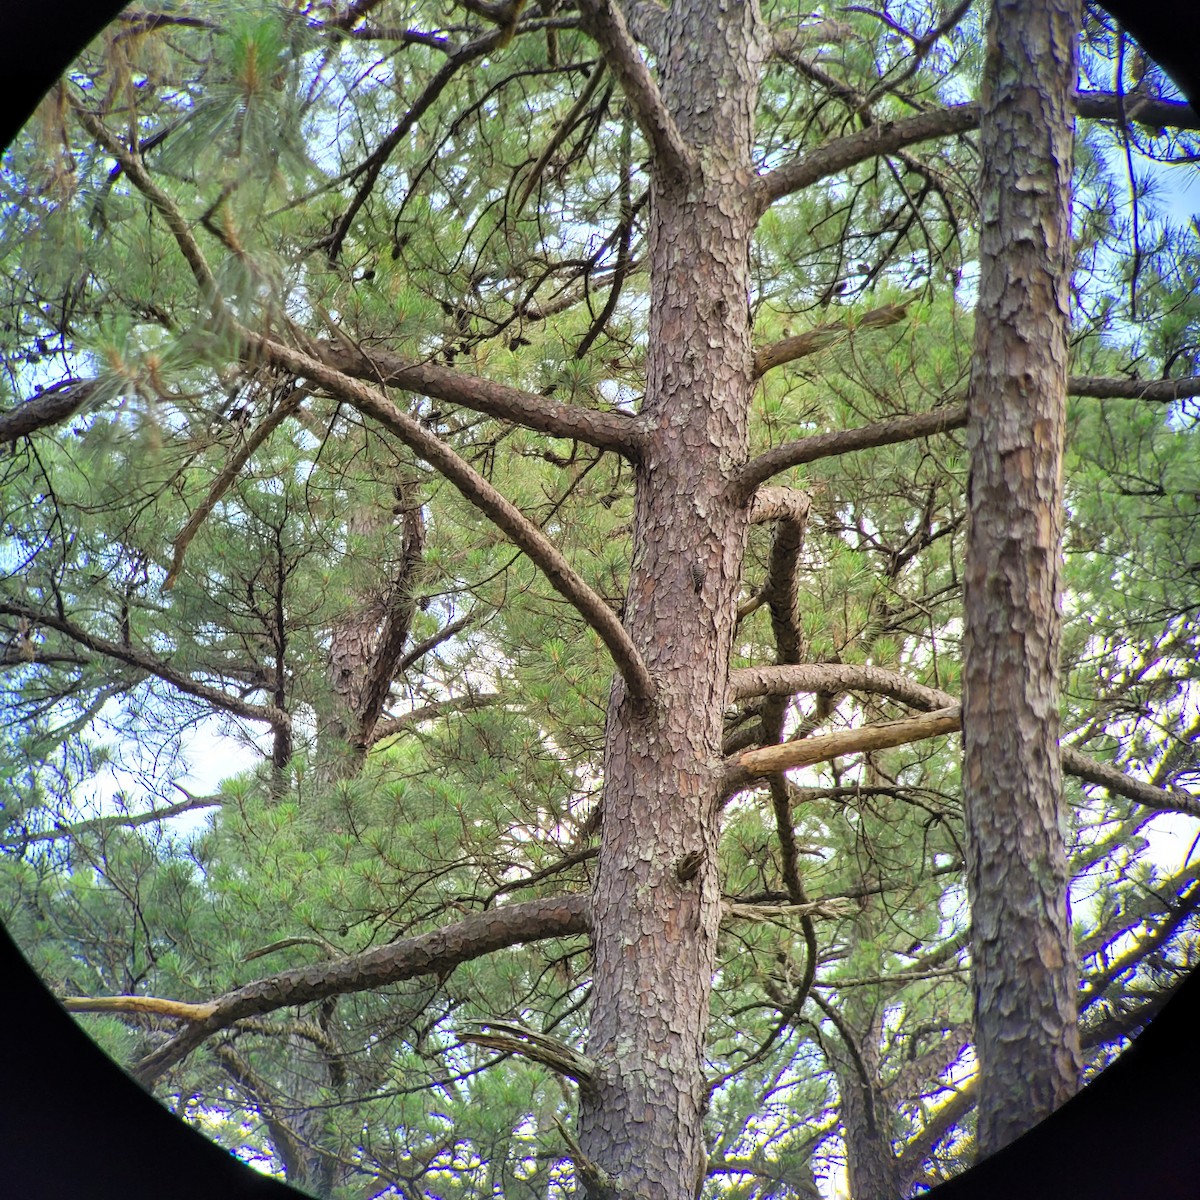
[1069,374,1200,403]
[752,302,911,378]
[735,404,967,499]
[320,340,643,457]
[0,379,101,446]
[736,367,1197,500]
[730,663,949,710]
[116,894,591,1083]
[728,664,1200,819]
[754,104,978,213]
[252,334,656,703]
[754,93,1199,214]
[576,0,695,180]
[1075,90,1200,129]
[736,705,963,777]
[748,486,812,526]
[0,601,290,729]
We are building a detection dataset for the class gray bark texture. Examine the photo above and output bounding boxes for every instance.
[575,2,769,1196]
[962,0,1083,1159]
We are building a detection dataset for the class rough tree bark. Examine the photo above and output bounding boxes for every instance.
[962,0,1083,1158]
[574,2,768,1195]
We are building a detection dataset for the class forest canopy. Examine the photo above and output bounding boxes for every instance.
[2,2,1199,1198]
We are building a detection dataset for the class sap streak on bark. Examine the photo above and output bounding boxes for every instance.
[963,0,1082,1158]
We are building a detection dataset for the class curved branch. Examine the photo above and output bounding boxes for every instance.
[0,378,101,446]
[734,404,967,500]
[730,662,948,709]
[119,894,590,1084]
[754,92,1199,214]
[458,1019,597,1089]
[752,302,911,378]
[254,333,655,702]
[748,486,812,526]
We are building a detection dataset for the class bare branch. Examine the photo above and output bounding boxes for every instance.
[69,99,216,297]
[736,705,963,777]
[754,93,1199,214]
[320,340,644,457]
[64,994,218,1021]
[369,693,504,745]
[735,404,967,499]
[0,601,290,729]
[748,486,812,525]
[0,379,100,446]
[0,792,223,850]
[576,0,696,180]
[728,664,1200,819]
[122,894,590,1083]
[515,63,609,214]
[322,30,498,261]
[252,334,656,703]
[753,301,911,378]
[1069,375,1200,403]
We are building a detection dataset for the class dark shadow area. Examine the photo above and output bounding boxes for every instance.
[1094,2,1200,110]
[926,963,1200,1198]
[0,923,311,1199]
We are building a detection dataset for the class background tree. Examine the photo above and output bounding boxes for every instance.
[2,2,1200,1198]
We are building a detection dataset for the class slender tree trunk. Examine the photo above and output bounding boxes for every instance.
[962,0,1082,1158]
[576,4,766,1196]
[832,1008,900,1200]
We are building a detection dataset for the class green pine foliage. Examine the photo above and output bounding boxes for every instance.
[2,2,1199,1196]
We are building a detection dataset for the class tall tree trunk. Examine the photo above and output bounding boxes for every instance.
[830,996,901,1200]
[576,3,766,1196]
[962,0,1082,1158]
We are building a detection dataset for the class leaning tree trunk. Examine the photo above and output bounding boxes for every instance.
[962,0,1082,1158]
[575,3,767,1196]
